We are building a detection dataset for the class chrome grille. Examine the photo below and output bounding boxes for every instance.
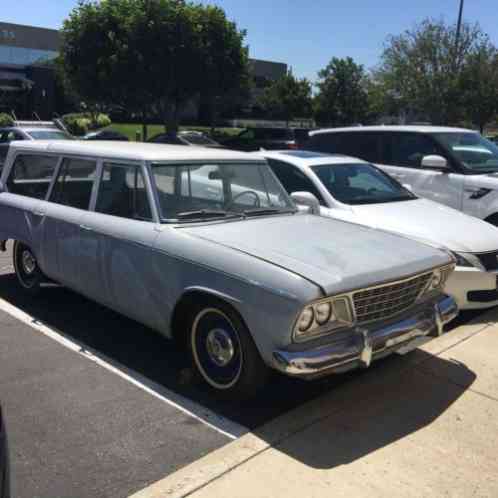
[353,272,433,324]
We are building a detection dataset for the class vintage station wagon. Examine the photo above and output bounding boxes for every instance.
[0,141,457,398]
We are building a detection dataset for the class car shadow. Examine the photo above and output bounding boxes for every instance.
[255,352,476,469]
[0,271,479,431]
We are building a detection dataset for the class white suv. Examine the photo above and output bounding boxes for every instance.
[306,126,498,226]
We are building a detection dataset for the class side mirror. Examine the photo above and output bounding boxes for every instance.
[0,180,4,193]
[291,191,320,215]
[421,155,449,171]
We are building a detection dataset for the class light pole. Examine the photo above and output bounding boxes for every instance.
[455,0,465,54]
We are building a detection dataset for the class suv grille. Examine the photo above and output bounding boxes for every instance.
[476,252,498,271]
[353,272,433,324]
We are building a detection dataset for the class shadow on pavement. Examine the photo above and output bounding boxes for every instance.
[0,271,479,430]
[266,352,475,469]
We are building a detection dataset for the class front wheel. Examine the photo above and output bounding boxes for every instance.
[189,300,269,400]
[13,241,43,294]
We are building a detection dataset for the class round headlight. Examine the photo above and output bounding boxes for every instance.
[298,307,314,331]
[315,302,332,325]
[432,270,442,289]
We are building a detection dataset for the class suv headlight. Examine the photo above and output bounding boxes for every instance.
[451,251,483,270]
[294,296,354,342]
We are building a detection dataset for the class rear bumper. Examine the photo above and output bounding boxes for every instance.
[272,295,458,379]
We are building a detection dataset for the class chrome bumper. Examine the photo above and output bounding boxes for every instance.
[272,295,458,379]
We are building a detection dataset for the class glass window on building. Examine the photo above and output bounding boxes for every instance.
[0,45,58,65]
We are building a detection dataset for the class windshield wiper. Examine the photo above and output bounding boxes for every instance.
[177,209,237,220]
[243,207,296,217]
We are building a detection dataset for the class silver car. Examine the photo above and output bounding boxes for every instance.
[0,141,457,398]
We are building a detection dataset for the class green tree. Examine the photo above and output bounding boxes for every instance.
[60,0,248,137]
[460,41,498,133]
[195,4,249,130]
[314,57,369,126]
[377,19,488,125]
[257,71,313,125]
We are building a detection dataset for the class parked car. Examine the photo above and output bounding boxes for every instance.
[84,129,129,141]
[148,131,223,148]
[0,141,457,398]
[305,126,498,226]
[0,405,9,498]
[0,122,72,167]
[261,150,498,310]
[222,127,310,151]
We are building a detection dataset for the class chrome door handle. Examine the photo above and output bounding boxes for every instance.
[32,210,45,217]
[80,224,93,231]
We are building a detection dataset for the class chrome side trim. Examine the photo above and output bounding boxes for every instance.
[273,295,458,378]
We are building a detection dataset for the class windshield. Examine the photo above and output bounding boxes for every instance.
[311,163,416,205]
[433,132,498,172]
[151,162,295,221]
[28,130,72,140]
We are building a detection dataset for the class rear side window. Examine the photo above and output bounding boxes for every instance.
[95,163,152,220]
[50,158,97,210]
[308,132,381,162]
[7,154,59,199]
[385,133,443,168]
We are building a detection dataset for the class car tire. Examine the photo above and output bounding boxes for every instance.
[189,299,269,400]
[13,241,43,294]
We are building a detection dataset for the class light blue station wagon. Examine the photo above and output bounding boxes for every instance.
[0,141,457,398]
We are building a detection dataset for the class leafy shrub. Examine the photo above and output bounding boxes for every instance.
[62,112,111,136]
[0,113,14,127]
[96,113,111,128]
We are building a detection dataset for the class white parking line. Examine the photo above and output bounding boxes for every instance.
[0,296,248,440]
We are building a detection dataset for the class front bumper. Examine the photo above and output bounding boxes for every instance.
[445,267,498,310]
[272,295,458,379]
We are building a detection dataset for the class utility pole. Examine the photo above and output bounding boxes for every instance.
[455,0,465,54]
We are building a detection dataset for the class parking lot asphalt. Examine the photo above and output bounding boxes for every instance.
[0,243,485,498]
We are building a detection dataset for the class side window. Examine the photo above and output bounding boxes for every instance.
[50,157,97,210]
[386,133,442,168]
[95,163,152,220]
[268,160,325,205]
[7,154,59,199]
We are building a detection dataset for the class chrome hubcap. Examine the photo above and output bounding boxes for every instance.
[206,329,235,367]
[21,250,36,275]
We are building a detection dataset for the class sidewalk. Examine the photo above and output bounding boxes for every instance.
[132,309,498,498]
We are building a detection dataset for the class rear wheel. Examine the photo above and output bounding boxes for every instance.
[13,241,43,294]
[189,299,269,400]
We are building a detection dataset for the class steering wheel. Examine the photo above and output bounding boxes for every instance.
[226,190,261,209]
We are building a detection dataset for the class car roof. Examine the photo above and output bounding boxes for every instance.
[310,125,475,136]
[258,150,366,167]
[0,127,62,133]
[8,140,263,162]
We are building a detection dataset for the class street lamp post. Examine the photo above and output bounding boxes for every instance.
[455,0,465,54]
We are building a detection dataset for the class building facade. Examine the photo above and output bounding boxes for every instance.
[0,21,287,120]
[0,22,59,119]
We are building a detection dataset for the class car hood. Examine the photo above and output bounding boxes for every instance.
[181,214,451,296]
[348,198,498,253]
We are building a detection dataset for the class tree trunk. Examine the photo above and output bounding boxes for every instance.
[142,112,148,142]
[164,101,180,137]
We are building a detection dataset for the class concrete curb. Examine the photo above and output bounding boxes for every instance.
[129,308,497,498]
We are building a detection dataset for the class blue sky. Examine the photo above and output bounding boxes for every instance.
[3,0,498,82]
